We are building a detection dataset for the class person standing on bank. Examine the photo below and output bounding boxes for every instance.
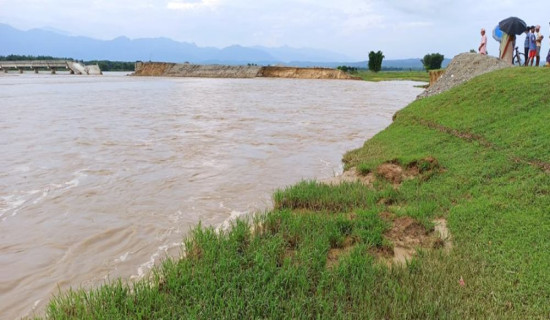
[535,25,544,66]
[500,32,516,65]
[528,26,537,66]
[523,27,531,67]
[479,28,488,54]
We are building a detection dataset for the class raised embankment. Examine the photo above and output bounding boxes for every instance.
[259,66,357,79]
[132,62,358,80]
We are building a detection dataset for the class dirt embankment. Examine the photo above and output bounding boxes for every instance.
[258,66,358,80]
[133,62,261,78]
[418,53,512,98]
[132,62,174,77]
[133,62,358,80]
[165,64,262,78]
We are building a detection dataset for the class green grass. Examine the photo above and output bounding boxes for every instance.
[357,70,430,82]
[43,68,550,319]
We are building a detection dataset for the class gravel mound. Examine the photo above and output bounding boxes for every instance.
[418,53,512,99]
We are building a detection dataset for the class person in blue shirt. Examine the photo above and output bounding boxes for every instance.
[528,26,537,66]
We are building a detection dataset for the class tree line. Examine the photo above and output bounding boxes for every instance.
[339,51,444,74]
[0,55,135,71]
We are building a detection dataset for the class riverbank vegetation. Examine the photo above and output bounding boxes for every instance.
[42,68,549,319]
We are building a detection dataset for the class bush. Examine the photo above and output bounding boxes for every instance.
[421,53,445,71]
[337,66,358,73]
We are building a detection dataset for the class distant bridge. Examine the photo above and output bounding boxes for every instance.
[0,60,102,75]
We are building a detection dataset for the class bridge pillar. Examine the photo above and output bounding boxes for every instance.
[19,68,24,74]
[34,68,39,74]
[50,67,56,74]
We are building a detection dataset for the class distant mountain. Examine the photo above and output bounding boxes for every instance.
[0,23,450,69]
[0,23,352,64]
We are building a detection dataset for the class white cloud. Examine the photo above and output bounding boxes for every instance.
[167,0,221,10]
[384,0,456,15]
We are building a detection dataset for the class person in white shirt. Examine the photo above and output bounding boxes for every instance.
[535,25,544,66]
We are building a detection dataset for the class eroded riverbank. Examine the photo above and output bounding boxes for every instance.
[132,62,358,79]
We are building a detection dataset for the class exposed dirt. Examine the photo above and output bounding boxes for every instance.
[377,163,404,184]
[418,52,512,99]
[326,236,356,269]
[132,62,175,76]
[132,62,358,80]
[322,169,376,186]
[433,218,453,253]
[325,157,441,188]
[374,216,452,266]
[321,156,450,268]
[429,70,446,86]
[259,66,358,80]
[326,215,452,269]
[133,62,261,78]
[529,160,550,173]
[385,217,433,265]
[377,157,441,187]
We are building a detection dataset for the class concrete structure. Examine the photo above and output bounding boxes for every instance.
[0,60,102,75]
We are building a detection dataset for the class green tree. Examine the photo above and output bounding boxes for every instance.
[368,51,384,73]
[421,53,445,71]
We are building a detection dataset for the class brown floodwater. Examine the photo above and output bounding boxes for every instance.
[0,72,423,319]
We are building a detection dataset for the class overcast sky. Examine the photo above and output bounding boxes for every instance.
[1,0,548,60]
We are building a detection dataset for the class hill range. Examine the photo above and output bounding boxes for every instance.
[0,23,449,69]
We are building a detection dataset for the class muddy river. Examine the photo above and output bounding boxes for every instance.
[0,73,423,319]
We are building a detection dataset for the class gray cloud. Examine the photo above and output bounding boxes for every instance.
[0,0,548,60]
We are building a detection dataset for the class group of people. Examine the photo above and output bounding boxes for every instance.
[478,23,550,66]
[523,25,544,66]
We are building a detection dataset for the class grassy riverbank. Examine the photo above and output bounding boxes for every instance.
[357,70,429,82]
[43,68,549,319]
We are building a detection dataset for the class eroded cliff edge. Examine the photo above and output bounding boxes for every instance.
[132,62,358,80]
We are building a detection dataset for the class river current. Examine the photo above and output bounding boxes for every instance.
[0,72,423,319]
